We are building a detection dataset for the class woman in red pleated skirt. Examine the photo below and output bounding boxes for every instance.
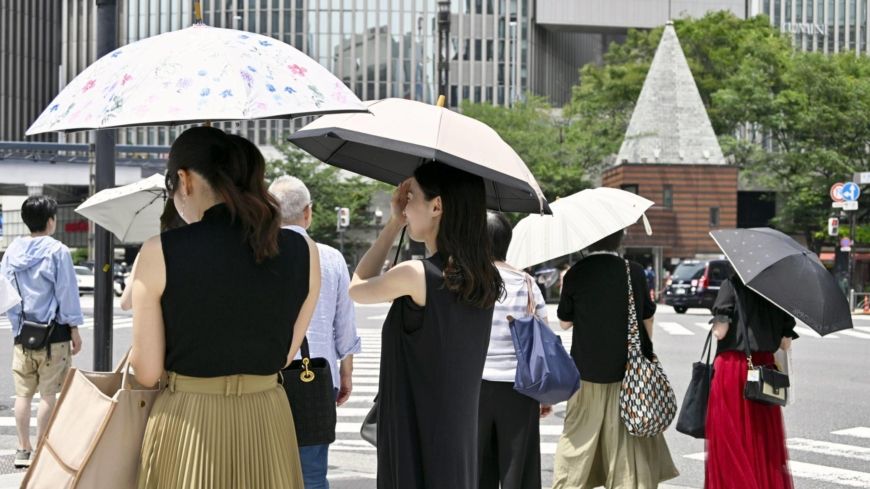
[705,276,796,489]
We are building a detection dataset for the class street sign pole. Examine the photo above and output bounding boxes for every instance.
[94,0,116,372]
[849,211,856,296]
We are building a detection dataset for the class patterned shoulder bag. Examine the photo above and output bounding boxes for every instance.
[619,260,678,437]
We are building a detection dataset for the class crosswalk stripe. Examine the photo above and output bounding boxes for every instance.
[833,427,870,439]
[787,438,870,462]
[856,326,870,333]
[684,452,870,487]
[337,407,375,417]
[694,322,711,331]
[657,322,695,336]
[0,417,36,427]
[0,317,133,331]
[837,329,870,339]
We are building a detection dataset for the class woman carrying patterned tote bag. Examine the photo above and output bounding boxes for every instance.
[619,259,679,436]
[552,230,678,489]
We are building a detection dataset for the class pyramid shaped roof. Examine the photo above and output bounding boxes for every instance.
[615,22,725,165]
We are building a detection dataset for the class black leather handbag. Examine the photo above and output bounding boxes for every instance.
[282,337,336,446]
[676,329,715,438]
[736,286,790,407]
[360,397,377,447]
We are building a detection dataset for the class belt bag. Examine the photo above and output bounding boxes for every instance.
[744,363,789,406]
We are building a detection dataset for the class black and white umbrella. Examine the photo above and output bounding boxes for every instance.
[710,228,853,336]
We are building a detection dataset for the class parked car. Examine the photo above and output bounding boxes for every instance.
[663,259,731,313]
[75,265,95,295]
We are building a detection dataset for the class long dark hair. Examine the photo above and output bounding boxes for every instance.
[165,127,281,263]
[414,162,502,309]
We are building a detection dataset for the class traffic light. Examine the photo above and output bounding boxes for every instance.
[338,207,350,228]
[828,217,839,237]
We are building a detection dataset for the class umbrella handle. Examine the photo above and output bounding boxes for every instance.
[436,95,446,107]
[194,0,203,23]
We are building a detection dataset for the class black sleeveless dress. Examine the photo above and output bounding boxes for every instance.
[376,253,494,489]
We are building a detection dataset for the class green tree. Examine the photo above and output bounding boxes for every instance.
[461,95,591,203]
[266,144,386,257]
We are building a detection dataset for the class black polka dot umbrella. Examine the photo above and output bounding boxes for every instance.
[710,228,853,336]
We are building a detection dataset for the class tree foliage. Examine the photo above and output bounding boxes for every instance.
[460,95,592,203]
[265,144,386,256]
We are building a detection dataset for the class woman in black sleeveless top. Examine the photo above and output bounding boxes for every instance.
[349,162,503,489]
[130,127,320,489]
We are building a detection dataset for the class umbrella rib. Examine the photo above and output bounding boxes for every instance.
[121,193,165,242]
[324,138,349,163]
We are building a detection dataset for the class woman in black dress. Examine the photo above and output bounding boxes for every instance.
[349,162,503,489]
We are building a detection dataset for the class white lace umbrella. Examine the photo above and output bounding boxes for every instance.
[507,187,654,269]
[26,24,365,135]
[75,174,167,244]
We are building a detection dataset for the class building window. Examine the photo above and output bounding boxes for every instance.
[621,184,639,194]
[662,185,673,209]
[710,207,721,228]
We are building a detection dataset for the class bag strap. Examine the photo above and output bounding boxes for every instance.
[624,260,642,354]
[300,336,311,360]
[701,328,714,365]
[524,273,536,316]
[12,272,27,325]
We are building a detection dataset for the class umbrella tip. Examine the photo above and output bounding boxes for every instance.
[436,95,446,108]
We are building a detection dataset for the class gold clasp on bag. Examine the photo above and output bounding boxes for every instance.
[300,358,315,383]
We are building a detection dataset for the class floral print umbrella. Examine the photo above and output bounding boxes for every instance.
[26,24,366,135]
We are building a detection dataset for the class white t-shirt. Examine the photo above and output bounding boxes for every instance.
[482,265,548,382]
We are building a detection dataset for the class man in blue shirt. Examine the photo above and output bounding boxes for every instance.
[1,196,84,468]
[269,176,361,489]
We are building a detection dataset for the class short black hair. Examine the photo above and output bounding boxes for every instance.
[21,196,58,233]
[588,229,624,252]
[486,211,512,262]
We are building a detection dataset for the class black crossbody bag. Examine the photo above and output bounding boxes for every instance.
[735,286,789,406]
[12,273,68,359]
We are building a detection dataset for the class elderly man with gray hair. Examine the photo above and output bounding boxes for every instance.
[269,175,361,489]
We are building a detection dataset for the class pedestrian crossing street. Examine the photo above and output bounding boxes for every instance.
[0,315,133,331]
[328,326,870,488]
[2,307,870,486]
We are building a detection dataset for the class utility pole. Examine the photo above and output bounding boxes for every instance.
[437,1,451,105]
[94,0,116,371]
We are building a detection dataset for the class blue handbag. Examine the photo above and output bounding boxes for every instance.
[509,276,581,405]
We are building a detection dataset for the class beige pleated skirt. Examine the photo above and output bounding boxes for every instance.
[137,372,303,489]
[552,381,679,489]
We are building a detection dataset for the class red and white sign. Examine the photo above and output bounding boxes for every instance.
[831,182,845,202]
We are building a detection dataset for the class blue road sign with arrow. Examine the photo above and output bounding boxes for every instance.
[842,182,860,202]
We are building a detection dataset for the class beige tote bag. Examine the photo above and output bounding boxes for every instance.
[21,351,160,489]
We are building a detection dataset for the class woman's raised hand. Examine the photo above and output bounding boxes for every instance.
[390,178,412,226]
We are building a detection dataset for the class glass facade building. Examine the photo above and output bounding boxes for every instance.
[755,0,870,53]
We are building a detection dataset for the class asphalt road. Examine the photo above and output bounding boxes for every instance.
[1,296,868,488]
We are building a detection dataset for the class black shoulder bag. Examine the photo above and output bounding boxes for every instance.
[676,329,714,438]
[282,337,337,446]
[12,273,58,359]
[735,286,789,407]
